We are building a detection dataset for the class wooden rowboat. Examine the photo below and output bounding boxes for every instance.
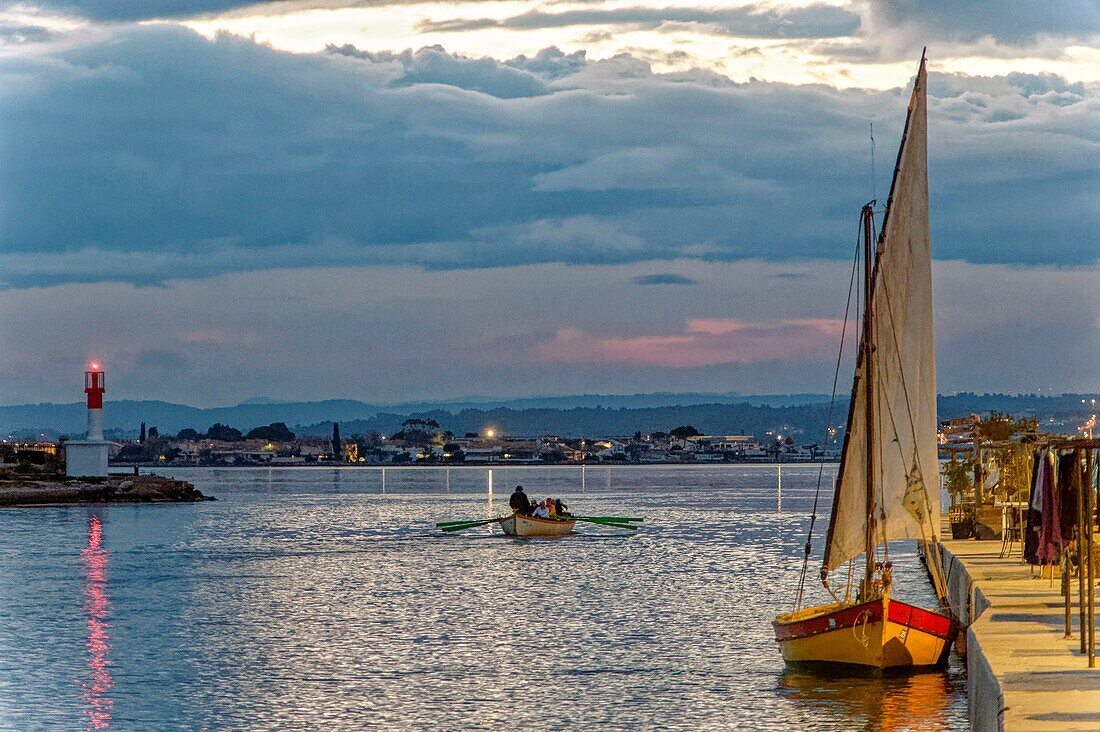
[498,513,576,537]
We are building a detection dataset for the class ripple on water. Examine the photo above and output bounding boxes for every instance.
[0,466,966,730]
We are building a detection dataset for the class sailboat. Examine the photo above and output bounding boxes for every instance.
[772,51,958,671]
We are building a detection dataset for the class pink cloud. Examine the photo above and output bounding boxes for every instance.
[535,318,846,368]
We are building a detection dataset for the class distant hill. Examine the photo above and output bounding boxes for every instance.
[303,402,842,442]
[0,391,826,437]
[0,391,1091,440]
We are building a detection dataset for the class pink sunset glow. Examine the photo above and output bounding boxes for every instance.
[535,318,846,368]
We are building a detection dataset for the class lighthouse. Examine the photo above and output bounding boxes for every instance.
[85,364,105,440]
[66,363,110,478]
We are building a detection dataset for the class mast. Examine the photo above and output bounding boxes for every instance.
[861,202,876,600]
[821,51,937,583]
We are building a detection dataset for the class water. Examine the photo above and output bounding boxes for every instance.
[0,465,966,730]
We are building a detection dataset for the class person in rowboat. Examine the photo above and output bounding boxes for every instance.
[509,486,533,516]
[554,498,570,517]
[532,499,551,518]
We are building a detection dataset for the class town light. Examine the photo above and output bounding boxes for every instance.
[485,429,496,439]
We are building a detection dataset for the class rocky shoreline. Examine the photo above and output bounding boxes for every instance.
[0,474,212,507]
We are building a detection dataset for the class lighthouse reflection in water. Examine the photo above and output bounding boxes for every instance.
[81,514,113,730]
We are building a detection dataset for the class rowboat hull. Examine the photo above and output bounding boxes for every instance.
[499,514,575,537]
[773,595,956,671]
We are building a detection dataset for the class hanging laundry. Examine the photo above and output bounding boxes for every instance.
[1036,452,1063,566]
[1058,452,1081,541]
[1024,450,1046,564]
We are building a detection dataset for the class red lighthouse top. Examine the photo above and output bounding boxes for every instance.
[85,364,105,409]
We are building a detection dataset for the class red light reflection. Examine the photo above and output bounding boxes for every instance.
[82,515,114,730]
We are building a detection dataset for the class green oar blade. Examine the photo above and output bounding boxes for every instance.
[572,517,639,530]
[439,517,502,532]
[572,516,643,523]
[441,522,491,532]
[595,523,638,531]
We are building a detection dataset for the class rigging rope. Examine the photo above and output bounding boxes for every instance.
[794,212,865,611]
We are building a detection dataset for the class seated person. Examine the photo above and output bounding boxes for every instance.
[532,499,551,518]
[509,485,533,515]
[554,498,570,517]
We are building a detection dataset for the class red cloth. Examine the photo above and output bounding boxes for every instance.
[1036,454,1062,565]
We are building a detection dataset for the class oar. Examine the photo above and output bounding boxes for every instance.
[571,517,639,531]
[438,516,506,532]
[436,518,492,527]
[571,516,644,523]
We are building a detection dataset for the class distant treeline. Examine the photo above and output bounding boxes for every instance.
[301,402,843,441]
[1,392,1093,440]
[293,393,1092,440]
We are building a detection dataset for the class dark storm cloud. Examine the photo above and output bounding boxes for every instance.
[20,0,502,21]
[0,27,1096,290]
[632,273,697,285]
[418,4,861,38]
[26,0,266,20]
[864,0,1100,45]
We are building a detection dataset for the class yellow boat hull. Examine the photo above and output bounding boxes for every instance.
[774,596,956,671]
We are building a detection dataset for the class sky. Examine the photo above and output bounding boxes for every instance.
[0,0,1097,406]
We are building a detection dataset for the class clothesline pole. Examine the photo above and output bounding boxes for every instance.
[1088,448,1096,668]
[1078,449,1087,654]
[1064,546,1072,638]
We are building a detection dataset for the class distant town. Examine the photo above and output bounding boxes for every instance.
[109,419,832,467]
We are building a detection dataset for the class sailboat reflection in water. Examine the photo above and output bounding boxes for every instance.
[82,513,114,729]
[773,51,958,672]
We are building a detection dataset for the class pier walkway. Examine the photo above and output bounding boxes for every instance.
[939,537,1100,731]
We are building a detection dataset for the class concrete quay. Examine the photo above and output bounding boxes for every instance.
[938,537,1100,731]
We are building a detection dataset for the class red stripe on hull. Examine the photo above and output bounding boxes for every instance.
[773,598,955,643]
[886,600,955,639]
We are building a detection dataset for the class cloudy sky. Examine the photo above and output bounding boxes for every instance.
[0,0,1096,406]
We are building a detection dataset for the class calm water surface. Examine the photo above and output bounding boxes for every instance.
[0,465,966,730]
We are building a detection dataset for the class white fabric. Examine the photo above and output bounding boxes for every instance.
[824,58,939,572]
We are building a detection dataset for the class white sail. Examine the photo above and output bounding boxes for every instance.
[824,57,939,573]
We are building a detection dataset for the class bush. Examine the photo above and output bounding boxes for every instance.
[246,422,296,441]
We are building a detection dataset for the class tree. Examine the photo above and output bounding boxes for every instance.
[394,418,441,447]
[443,443,465,463]
[541,449,566,463]
[139,422,147,444]
[206,423,244,442]
[670,425,701,439]
[148,426,159,439]
[332,422,343,459]
[977,411,1036,442]
[177,428,201,440]
[246,422,296,441]
[943,457,974,507]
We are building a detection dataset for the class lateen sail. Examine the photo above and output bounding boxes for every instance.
[823,57,939,572]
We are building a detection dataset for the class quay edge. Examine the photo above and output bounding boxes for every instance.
[937,537,1100,731]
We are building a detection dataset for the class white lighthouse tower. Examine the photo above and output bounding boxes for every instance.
[65,363,110,478]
